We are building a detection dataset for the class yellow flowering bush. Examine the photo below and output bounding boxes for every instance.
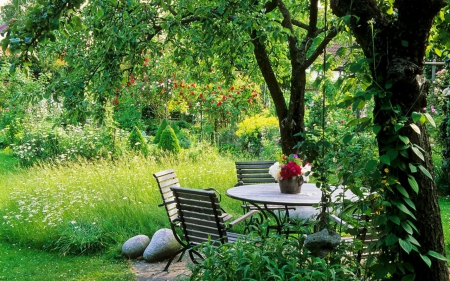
[236,115,278,137]
[236,114,279,154]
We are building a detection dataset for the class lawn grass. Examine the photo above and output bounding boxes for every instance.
[1,148,450,280]
[0,147,246,280]
[439,196,450,256]
[0,241,134,281]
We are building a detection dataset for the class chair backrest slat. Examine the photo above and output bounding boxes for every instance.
[171,186,228,245]
[235,161,276,185]
[153,169,180,224]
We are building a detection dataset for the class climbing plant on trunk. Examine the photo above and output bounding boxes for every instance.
[330,0,449,280]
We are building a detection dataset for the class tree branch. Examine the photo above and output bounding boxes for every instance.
[303,27,338,68]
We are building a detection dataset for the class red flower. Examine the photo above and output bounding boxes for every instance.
[280,162,302,179]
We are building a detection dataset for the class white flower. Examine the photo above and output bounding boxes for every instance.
[302,163,313,182]
[269,162,282,180]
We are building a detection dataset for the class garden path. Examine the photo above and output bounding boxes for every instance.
[131,255,192,281]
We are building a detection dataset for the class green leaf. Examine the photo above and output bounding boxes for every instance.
[349,62,363,73]
[435,48,443,57]
[399,135,410,144]
[385,233,399,245]
[399,238,412,253]
[407,234,420,246]
[385,80,393,89]
[421,254,432,267]
[409,164,417,173]
[365,160,378,172]
[410,123,421,134]
[96,7,105,19]
[427,250,449,261]
[393,201,416,219]
[424,113,436,127]
[343,134,354,144]
[403,197,416,210]
[389,215,401,225]
[380,155,390,165]
[408,175,419,194]
[411,112,422,123]
[395,185,409,198]
[9,63,16,73]
[411,146,424,161]
[387,149,398,161]
[373,124,381,134]
[401,221,413,234]
[394,123,403,131]
[401,274,416,281]
[402,40,409,47]
[418,165,433,180]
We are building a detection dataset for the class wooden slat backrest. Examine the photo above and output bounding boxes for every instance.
[153,169,180,224]
[348,214,379,261]
[235,161,277,185]
[171,186,228,245]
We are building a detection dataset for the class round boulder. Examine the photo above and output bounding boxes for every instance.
[143,228,181,262]
[122,234,150,259]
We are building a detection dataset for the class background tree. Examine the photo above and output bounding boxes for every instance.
[331,0,449,280]
[1,0,340,156]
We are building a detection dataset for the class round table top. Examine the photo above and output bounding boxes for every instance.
[226,183,353,206]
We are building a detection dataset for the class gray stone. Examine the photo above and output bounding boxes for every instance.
[143,228,182,262]
[304,228,341,258]
[122,234,150,259]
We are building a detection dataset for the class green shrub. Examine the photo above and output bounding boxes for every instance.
[153,119,169,144]
[158,125,181,154]
[52,220,113,255]
[128,126,149,156]
[189,229,362,281]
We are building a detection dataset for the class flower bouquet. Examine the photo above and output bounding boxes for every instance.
[269,154,312,194]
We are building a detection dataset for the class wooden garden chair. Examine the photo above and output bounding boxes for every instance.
[153,169,234,268]
[332,212,380,263]
[234,161,295,214]
[164,186,259,271]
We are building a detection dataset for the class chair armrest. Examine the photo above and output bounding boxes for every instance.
[158,200,175,207]
[228,210,259,229]
[223,213,233,222]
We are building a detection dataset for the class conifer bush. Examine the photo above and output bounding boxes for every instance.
[128,126,149,156]
[153,119,169,144]
[158,125,181,154]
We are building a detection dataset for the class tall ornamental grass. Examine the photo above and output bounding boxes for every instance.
[0,144,242,256]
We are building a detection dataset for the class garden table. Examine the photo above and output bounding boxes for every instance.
[226,183,355,234]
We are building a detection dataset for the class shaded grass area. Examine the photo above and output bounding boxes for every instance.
[0,150,19,174]
[0,241,135,281]
[439,196,450,257]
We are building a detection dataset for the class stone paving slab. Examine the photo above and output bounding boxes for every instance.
[132,255,193,281]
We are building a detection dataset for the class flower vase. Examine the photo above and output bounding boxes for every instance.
[279,176,304,194]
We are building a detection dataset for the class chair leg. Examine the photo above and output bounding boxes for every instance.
[163,247,187,271]
[188,248,204,264]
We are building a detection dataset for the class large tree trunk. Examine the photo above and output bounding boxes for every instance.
[331,0,448,280]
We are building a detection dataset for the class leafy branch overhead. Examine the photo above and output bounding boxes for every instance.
[2,0,341,155]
